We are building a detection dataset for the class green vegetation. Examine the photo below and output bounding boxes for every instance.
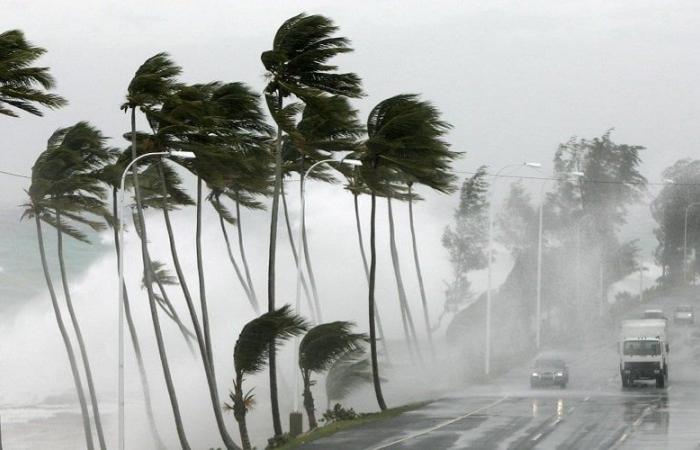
[273,402,431,450]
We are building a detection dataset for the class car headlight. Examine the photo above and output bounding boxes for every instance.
[556,372,564,377]
[531,372,539,377]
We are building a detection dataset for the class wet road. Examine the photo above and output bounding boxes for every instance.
[302,301,700,449]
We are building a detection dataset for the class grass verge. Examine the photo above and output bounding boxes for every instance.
[275,401,431,450]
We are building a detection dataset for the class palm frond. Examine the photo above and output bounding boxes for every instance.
[234,305,308,376]
[299,321,367,373]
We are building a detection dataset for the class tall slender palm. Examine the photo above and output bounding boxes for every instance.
[98,151,167,449]
[346,172,390,361]
[46,123,114,450]
[23,128,100,450]
[263,14,362,425]
[153,80,270,450]
[0,29,66,117]
[386,195,421,361]
[298,322,366,429]
[123,53,191,450]
[358,94,456,410]
[225,305,308,450]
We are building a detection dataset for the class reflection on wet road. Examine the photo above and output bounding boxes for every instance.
[301,305,700,449]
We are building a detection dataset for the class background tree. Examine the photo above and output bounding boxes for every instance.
[225,305,308,450]
[299,322,366,429]
[0,29,66,117]
[261,13,362,435]
[325,350,374,410]
[441,168,490,327]
[652,159,700,285]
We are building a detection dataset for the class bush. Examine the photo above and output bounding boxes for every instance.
[322,403,359,423]
[265,433,290,449]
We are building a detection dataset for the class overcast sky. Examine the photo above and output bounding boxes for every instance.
[2,0,699,191]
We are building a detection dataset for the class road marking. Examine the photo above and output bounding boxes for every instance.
[531,433,543,441]
[584,396,591,402]
[568,406,575,413]
[619,432,629,442]
[368,397,509,450]
[667,386,673,392]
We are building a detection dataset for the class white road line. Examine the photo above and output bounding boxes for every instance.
[531,433,543,441]
[568,406,576,413]
[368,397,509,450]
[619,432,629,442]
[584,396,591,402]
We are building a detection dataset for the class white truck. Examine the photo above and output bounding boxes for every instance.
[619,319,669,388]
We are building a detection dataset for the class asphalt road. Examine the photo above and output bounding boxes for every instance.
[301,296,700,449]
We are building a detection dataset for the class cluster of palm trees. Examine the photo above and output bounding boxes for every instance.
[3,12,458,450]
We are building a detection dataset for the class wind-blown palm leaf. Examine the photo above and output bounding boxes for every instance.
[325,351,377,402]
[262,14,362,99]
[142,260,179,288]
[0,29,67,117]
[122,52,182,111]
[234,305,308,376]
[299,322,367,373]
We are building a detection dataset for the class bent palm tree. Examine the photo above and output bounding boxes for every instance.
[123,53,191,450]
[225,305,308,450]
[262,13,362,435]
[0,29,66,117]
[99,152,167,449]
[358,94,456,410]
[23,129,98,450]
[299,322,366,429]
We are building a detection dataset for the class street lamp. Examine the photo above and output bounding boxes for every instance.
[117,150,194,450]
[485,162,540,376]
[683,202,700,284]
[290,155,361,431]
[535,171,584,350]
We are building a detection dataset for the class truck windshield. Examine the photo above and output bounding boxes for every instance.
[623,340,660,356]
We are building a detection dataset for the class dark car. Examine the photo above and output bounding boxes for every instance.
[531,357,569,388]
[673,305,694,325]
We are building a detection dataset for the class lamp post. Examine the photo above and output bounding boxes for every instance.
[290,155,361,430]
[683,202,700,284]
[485,162,540,376]
[117,150,195,450]
[535,171,583,350]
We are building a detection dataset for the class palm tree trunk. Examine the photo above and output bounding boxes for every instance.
[267,98,284,436]
[407,185,435,354]
[302,372,317,430]
[196,177,214,366]
[353,194,389,361]
[55,210,106,450]
[368,183,388,411]
[235,198,258,312]
[299,171,323,322]
[34,214,95,450]
[387,197,422,360]
[155,167,239,450]
[281,183,317,322]
[233,377,252,450]
[217,207,256,313]
[111,189,167,450]
[131,107,191,450]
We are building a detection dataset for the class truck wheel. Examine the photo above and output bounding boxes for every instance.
[656,375,665,388]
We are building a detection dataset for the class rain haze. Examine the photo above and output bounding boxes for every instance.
[1,1,700,449]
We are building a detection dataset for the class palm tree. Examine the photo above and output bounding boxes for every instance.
[346,173,390,361]
[262,12,362,436]
[23,128,98,450]
[0,29,66,117]
[46,123,114,450]
[386,195,421,361]
[225,305,308,450]
[151,79,270,450]
[358,94,456,410]
[98,151,167,449]
[123,53,191,450]
[299,322,366,429]
[325,351,374,410]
